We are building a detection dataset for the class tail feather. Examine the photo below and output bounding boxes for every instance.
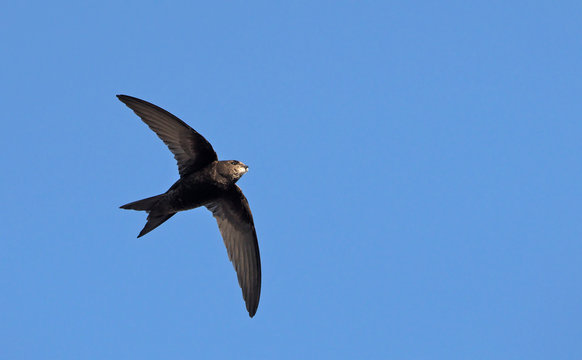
[138,212,175,238]
[120,194,163,211]
[120,194,175,238]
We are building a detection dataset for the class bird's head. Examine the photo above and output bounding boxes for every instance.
[216,160,249,183]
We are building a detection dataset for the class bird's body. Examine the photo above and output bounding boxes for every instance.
[166,168,224,212]
[117,95,261,317]
[133,161,245,214]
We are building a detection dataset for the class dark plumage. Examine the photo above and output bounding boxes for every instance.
[117,95,261,317]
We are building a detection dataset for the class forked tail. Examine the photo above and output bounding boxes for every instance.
[120,194,176,238]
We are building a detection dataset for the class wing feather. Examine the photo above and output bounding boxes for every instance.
[117,95,218,176]
[206,186,261,317]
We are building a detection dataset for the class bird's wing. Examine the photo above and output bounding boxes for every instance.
[117,95,218,176]
[206,186,261,317]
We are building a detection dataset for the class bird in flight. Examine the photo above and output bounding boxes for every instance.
[117,95,261,317]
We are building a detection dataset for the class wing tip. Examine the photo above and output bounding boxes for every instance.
[245,294,260,318]
[116,94,131,103]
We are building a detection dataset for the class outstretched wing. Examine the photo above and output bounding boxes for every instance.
[117,95,218,176]
[206,186,261,317]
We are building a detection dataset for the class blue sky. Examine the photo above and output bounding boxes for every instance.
[1,1,581,359]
